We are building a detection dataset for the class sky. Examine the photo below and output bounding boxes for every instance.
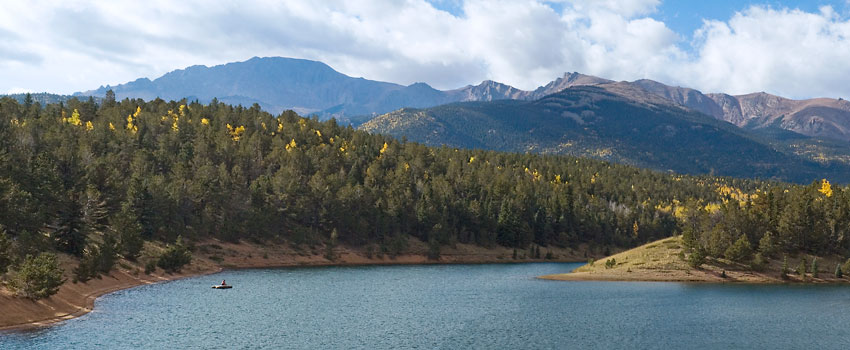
[1,0,850,100]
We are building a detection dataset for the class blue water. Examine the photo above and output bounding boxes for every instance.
[3,263,850,349]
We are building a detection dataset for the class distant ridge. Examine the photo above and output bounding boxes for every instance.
[362,85,850,183]
[77,56,540,119]
[75,57,619,122]
[1,92,82,105]
[76,56,850,142]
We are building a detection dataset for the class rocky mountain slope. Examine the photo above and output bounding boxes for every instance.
[588,80,850,143]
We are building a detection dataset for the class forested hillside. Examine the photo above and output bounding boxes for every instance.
[363,86,850,183]
[1,95,849,296]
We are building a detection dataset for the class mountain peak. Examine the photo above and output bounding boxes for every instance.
[531,72,611,98]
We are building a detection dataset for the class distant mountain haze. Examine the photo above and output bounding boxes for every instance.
[78,57,550,119]
[75,56,850,143]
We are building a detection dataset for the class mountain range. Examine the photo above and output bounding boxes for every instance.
[362,86,850,183]
[69,56,850,182]
[76,56,850,144]
[77,56,568,120]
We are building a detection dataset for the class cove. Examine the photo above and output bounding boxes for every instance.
[3,263,850,349]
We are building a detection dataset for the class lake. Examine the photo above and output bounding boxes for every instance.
[3,262,850,349]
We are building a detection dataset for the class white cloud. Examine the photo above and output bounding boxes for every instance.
[685,6,850,98]
[0,1,849,100]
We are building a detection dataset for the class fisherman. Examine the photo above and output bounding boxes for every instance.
[221,280,226,286]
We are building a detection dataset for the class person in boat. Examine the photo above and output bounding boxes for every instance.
[221,280,226,286]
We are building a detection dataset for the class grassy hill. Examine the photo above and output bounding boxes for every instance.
[541,236,850,283]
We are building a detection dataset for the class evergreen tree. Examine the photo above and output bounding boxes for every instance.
[797,258,807,277]
[49,198,87,256]
[325,229,338,261]
[103,89,116,108]
[73,246,99,283]
[725,235,753,262]
[0,229,12,274]
[758,231,777,258]
[811,258,819,278]
[688,247,706,268]
[111,205,144,261]
[781,255,789,280]
[97,232,118,274]
[843,259,850,277]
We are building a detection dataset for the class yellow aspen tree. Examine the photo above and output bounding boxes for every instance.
[66,109,82,126]
[286,139,297,151]
[819,179,833,197]
[232,126,245,141]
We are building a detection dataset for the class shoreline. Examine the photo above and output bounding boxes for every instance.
[539,269,850,284]
[0,239,591,331]
[0,266,224,332]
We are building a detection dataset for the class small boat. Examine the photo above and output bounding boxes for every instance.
[212,284,232,289]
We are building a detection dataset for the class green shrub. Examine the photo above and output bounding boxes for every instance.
[750,253,766,272]
[144,259,157,275]
[157,236,192,273]
[11,253,65,300]
[688,248,706,268]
